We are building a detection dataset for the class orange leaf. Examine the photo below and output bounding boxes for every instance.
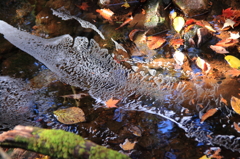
[201,108,218,122]
[234,122,240,133]
[226,69,240,77]
[222,8,234,18]
[185,19,196,26]
[115,16,133,30]
[215,38,239,47]
[76,2,89,11]
[96,8,114,21]
[231,96,240,115]
[105,97,119,108]
[170,38,184,48]
[146,35,166,50]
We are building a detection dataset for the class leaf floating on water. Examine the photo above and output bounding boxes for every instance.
[222,19,235,30]
[119,138,136,151]
[201,108,218,122]
[76,2,89,11]
[195,57,211,73]
[215,38,239,48]
[173,17,185,33]
[225,55,240,69]
[121,0,130,9]
[105,97,119,108]
[96,8,114,21]
[53,107,86,124]
[210,45,229,54]
[231,96,240,115]
[146,35,166,50]
[229,32,240,39]
[129,125,142,137]
[234,122,240,133]
[173,50,185,65]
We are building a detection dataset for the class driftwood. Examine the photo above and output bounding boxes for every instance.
[0,125,130,159]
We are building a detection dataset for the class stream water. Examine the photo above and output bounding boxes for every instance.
[1,0,240,158]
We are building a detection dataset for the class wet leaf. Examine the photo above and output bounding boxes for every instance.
[222,8,234,18]
[225,55,240,69]
[173,50,185,65]
[210,45,229,54]
[129,125,142,136]
[146,35,166,50]
[215,38,239,47]
[121,1,130,9]
[234,122,240,133]
[201,108,218,122]
[173,17,185,33]
[116,16,133,30]
[170,38,184,49]
[96,8,114,21]
[229,32,240,39]
[105,97,119,108]
[185,19,195,26]
[199,155,210,159]
[76,2,89,11]
[231,96,240,115]
[220,97,228,106]
[169,9,177,20]
[226,69,240,77]
[53,107,86,124]
[222,19,235,30]
[195,57,211,73]
[119,138,136,151]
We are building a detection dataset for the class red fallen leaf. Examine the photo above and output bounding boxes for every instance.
[76,2,89,11]
[105,97,119,108]
[215,38,239,47]
[116,16,133,30]
[169,38,184,48]
[146,35,166,50]
[96,8,114,21]
[195,57,211,73]
[185,19,196,26]
[195,21,204,27]
[222,8,234,18]
[201,108,218,122]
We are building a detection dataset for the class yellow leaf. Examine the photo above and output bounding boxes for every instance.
[173,16,185,33]
[231,96,240,115]
[53,107,85,124]
[199,155,210,159]
[121,1,130,9]
[105,97,119,108]
[225,55,240,69]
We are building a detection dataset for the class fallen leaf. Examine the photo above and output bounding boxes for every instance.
[96,8,114,21]
[121,1,130,9]
[222,19,235,30]
[119,138,136,151]
[226,68,240,77]
[115,16,133,30]
[105,97,119,108]
[76,2,89,11]
[185,19,195,26]
[225,55,240,69]
[229,32,240,39]
[222,8,234,18]
[210,45,229,54]
[129,125,142,136]
[199,155,210,159]
[129,29,143,41]
[141,9,146,14]
[201,108,218,122]
[195,57,211,73]
[53,107,86,124]
[220,97,228,106]
[169,9,177,20]
[173,16,185,33]
[146,35,166,50]
[173,50,185,65]
[170,38,184,49]
[231,96,240,115]
[215,38,239,47]
[234,122,240,133]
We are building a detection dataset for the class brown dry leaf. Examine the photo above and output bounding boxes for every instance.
[201,108,218,122]
[96,8,114,21]
[231,96,240,115]
[195,57,211,73]
[53,107,86,124]
[119,138,136,151]
[234,122,240,133]
[146,35,166,50]
[105,97,119,108]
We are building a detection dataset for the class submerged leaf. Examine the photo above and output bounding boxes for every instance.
[201,108,218,122]
[225,55,240,69]
[105,97,119,108]
[173,17,185,33]
[119,138,136,151]
[173,50,185,65]
[231,96,240,115]
[195,57,211,73]
[146,35,166,50]
[222,19,235,30]
[53,107,86,124]
[96,8,114,21]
